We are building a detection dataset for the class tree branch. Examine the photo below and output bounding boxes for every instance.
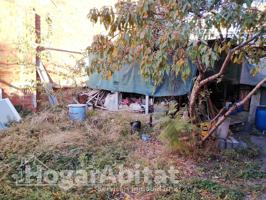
[196,57,205,73]
[199,32,262,86]
[217,26,224,41]
[199,50,232,86]
[232,32,262,51]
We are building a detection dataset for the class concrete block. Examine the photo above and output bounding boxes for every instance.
[227,137,240,149]
[217,137,247,150]
[248,91,261,124]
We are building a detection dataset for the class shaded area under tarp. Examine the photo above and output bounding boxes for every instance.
[86,62,196,97]
[240,58,266,87]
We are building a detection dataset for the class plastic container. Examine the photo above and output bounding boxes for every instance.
[130,121,141,134]
[141,134,151,142]
[229,101,244,115]
[255,106,266,131]
[68,104,87,121]
[216,117,230,139]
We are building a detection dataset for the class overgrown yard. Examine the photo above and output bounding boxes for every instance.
[0,107,265,200]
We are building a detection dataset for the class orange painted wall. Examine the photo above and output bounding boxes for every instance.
[0,0,116,110]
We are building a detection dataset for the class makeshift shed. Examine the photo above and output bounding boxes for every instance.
[240,58,266,87]
[240,58,266,124]
[207,56,266,125]
[86,62,196,97]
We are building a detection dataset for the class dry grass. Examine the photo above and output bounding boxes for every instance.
[0,107,70,157]
[39,130,88,150]
[130,140,197,176]
[0,106,198,164]
[2,107,262,199]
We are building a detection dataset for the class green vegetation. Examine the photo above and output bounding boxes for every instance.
[159,117,198,154]
[238,163,266,180]
[156,179,244,200]
[0,108,265,199]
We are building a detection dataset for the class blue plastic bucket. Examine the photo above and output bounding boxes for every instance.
[255,106,266,131]
[68,104,87,121]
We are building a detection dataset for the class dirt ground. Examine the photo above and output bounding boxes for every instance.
[0,107,265,200]
[251,135,266,172]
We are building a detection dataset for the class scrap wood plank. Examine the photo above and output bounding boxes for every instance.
[97,91,107,106]
[36,61,58,106]
[94,91,106,106]
[81,90,99,97]
[94,91,100,106]
[86,92,99,104]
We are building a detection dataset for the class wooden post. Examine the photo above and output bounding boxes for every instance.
[35,14,41,110]
[35,14,58,107]
[114,92,119,111]
[145,95,149,114]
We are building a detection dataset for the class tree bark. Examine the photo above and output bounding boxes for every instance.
[188,73,203,121]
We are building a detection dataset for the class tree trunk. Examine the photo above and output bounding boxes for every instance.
[189,73,203,122]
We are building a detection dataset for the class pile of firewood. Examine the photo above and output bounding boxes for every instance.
[77,90,109,109]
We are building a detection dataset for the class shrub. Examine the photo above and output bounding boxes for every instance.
[159,117,199,154]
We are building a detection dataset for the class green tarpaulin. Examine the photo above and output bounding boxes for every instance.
[86,62,196,97]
